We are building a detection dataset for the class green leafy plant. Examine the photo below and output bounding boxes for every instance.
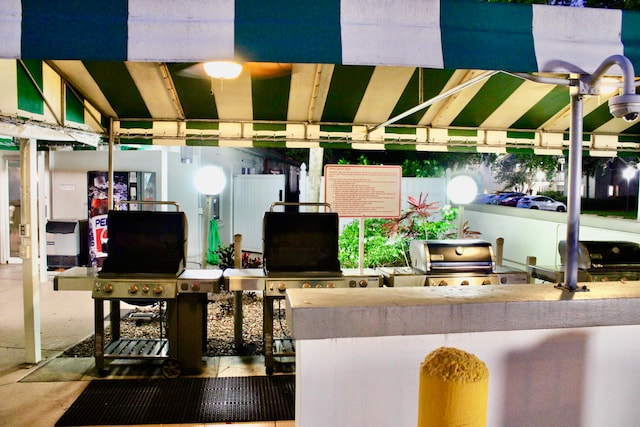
[339,218,408,268]
[338,193,480,268]
[215,243,235,270]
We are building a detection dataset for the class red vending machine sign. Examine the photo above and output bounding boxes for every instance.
[87,172,129,267]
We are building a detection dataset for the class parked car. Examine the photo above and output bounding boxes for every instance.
[472,193,498,204]
[495,192,525,207]
[517,195,567,212]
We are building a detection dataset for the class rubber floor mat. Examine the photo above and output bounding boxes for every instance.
[55,375,295,426]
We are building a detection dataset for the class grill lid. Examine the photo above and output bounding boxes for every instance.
[263,211,341,274]
[558,240,640,270]
[99,210,188,276]
[410,239,495,273]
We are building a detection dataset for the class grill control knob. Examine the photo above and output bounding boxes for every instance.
[315,283,322,288]
[278,283,287,292]
[483,279,492,285]
[301,282,310,288]
[437,280,448,286]
[349,280,357,288]
[461,280,470,286]
[142,285,150,293]
[103,283,113,294]
[129,284,139,294]
[180,282,189,291]
[192,282,201,292]
[359,280,368,287]
[327,282,335,288]
[153,286,164,295]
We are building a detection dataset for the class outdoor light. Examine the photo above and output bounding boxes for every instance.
[623,165,636,182]
[195,165,226,268]
[203,61,243,79]
[447,175,478,205]
[447,175,478,238]
[194,165,226,195]
[597,77,620,95]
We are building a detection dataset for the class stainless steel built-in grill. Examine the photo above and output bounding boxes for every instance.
[379,239,529,287]
[530,240,640,283]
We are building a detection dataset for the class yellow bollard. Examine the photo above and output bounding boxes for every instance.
[417,347,489,427]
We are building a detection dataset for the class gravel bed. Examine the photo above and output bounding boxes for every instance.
[61,292,290,358]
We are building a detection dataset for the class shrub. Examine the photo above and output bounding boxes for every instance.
[338,193,480,268]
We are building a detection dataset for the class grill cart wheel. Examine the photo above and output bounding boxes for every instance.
[161,358,182,378]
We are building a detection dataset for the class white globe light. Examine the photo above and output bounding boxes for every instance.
[195,165,226,195]
[448,175,478,205]
[623,166,636,181]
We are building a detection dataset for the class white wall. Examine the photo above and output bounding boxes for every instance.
[296,324,640,427]
[49,149,166,220]
[464,204,640,269]
[48,146,272,266]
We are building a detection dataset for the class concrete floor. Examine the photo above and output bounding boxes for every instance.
[0,264,294,427]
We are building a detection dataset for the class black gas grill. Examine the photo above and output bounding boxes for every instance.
[261,203,380,374]
[528,240,640,283]
[559,240,640,282]
[92,206,220,377]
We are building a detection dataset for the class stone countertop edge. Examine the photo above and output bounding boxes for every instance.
[285,283,640,340]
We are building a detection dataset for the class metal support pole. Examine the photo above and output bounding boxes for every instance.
[565,91,584,291]
[359,218,365,272]
[201,194,212,268]
[108,118,114,210]
[457,205,465,239]
[233,234,243,352]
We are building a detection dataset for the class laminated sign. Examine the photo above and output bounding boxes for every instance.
[324,165,402,218]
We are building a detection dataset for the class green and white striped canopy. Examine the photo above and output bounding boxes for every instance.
[1,0,640,154]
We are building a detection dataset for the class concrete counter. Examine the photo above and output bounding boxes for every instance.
[286,283,640,340]
[285,283,640,427]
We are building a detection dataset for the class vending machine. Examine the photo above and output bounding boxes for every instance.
[87,171,156,267]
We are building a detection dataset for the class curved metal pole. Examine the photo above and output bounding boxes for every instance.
[565,91,583,291]
[588,55,636,94]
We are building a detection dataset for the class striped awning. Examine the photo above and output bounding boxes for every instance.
[1,0,640,154]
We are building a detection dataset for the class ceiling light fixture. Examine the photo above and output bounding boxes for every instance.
[203,61,243,79]
[598,77,620,95]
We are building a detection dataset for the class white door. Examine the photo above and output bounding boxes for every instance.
[233,175,285,253]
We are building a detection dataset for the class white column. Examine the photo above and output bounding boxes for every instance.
[20,138,41,364]
[307,148,323,211]
[37,150,47,280]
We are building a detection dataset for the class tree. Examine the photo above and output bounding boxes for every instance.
[583,156,615,198]
[493,153,560,193]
